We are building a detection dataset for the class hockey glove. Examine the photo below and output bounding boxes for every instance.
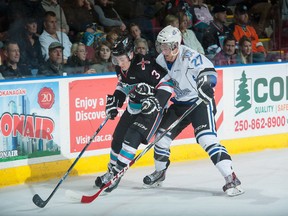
[141,96,161,115]
[197,75,215,103]
[129,83,154,103]
[106,95,118,120]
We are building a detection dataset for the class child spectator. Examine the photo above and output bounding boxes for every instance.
[164,14,180,28]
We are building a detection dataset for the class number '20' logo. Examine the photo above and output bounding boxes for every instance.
[38,87,55,109]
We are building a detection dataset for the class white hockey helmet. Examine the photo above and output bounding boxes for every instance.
[156,25,182,53]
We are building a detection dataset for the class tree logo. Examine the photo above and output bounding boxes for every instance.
[234,71,252,116]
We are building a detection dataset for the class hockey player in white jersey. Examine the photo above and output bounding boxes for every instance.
[143,25,244,196]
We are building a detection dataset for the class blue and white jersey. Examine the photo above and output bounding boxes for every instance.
[156,45,217,103]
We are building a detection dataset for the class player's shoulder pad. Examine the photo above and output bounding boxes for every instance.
[133,53,154,69]
[180,47,197,62]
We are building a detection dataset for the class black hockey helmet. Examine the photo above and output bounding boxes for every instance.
[111,36,134,57]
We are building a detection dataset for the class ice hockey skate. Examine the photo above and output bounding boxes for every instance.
[223,172,245,196]
[143,169,167,188]
[104,165,123,193]
[143,161,170,188]
[95,163,113,188]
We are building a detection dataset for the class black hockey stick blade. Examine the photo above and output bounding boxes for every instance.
[32,194,48,208]
[32,116,109,208]
[81,98,202,203]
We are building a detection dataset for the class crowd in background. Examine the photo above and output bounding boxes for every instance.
[0,0,287,80]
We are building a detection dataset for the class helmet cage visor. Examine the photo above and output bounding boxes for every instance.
[111,53,131,66]
[155,41,178,54]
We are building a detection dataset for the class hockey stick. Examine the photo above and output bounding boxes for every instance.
[32,116,110,208]
[81,98,203,203]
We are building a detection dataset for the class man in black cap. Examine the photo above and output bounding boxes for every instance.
[39,41,65,76]
[202,5,233,60]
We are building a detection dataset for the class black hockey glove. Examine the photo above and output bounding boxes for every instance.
[129,83,154,103]
[105,95,118,120]
[141,96,161,115]
[197,76,215,103]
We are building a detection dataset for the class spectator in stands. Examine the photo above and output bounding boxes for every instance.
[7,0,46,36]
[39,42,65,76]
[236,35,253,64]
[230,0,273,38]
[91,0,126,32]
[106,29,120,45]
[64,42,96,75]
[231,4,266,63]
[164,14,180,27]
[212,35,237,65]
[202,4,232,60]
[0,40,30,79]
[129,23,144,40]
[128,23,156,57]
[134,38,150,55]
[62,0,100,43]
[178,11,205,54]
[190,0,213,43]
[39,11,72,63]
[90,40,114,73]
[154,0,194,29]
[12,17,45,71]
[80,23,106,48]
[41,0,70,33]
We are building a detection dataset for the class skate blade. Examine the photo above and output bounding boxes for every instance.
[226,186,245,197]
[142,181,163,189]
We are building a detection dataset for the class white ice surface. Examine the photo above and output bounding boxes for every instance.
[1,148,288,216]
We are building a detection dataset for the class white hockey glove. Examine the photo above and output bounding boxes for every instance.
[105,95,118,120]
[129,83,154,103]
[197,75,215,103]
[141,96,161,115]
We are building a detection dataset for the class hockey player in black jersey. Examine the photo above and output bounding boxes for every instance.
[94,37,174,192]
